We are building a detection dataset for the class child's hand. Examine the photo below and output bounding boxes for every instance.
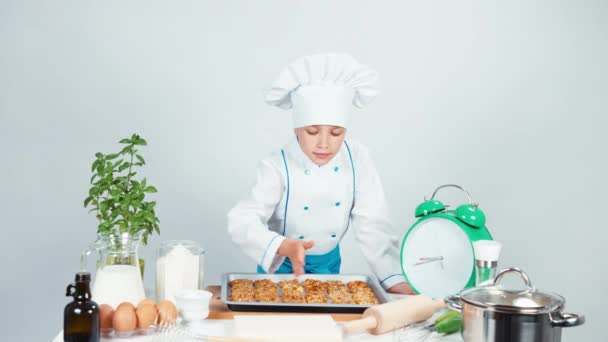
[277,239,315,276]
[387,282,416,295]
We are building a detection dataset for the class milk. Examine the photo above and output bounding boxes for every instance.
[92,265,146,309]
[156,244,202,303]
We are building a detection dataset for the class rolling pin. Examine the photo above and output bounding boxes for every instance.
[342,295,447,335]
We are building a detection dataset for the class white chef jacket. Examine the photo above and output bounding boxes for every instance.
[227,138,406,290]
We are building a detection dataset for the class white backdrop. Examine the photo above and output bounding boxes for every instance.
[1,1,606,340]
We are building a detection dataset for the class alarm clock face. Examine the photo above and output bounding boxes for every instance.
[401,217,474,298]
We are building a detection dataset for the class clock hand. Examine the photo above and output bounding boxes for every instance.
[413,256,444,266]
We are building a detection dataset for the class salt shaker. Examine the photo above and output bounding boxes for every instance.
[473,240,502,286]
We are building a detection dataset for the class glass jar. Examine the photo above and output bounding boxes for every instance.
[156,240,205,303]
[81,231,146,308]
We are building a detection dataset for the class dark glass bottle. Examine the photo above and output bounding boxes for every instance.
[64,272,100,342]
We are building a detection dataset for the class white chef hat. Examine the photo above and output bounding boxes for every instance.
[265,53,378,128]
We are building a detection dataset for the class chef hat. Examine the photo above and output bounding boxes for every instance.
[265,53,378,128]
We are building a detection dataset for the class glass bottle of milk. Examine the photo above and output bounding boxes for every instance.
[156,240,205,303]
[81,231,146,309]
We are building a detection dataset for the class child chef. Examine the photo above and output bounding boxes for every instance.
[228,53,413,294]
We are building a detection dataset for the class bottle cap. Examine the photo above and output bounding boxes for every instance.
[473,240,502,262]
[75,272,91,282]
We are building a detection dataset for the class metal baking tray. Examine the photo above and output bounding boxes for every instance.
[221,273,391,313]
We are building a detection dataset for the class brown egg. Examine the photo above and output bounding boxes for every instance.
[116,302,135,311]
[136,304,158,329]
[156,300,177,324]
[137,298,156,310]
[112,303,137,332]
[99,304,114,329]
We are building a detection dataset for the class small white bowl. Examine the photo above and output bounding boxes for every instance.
[174,289,212,322]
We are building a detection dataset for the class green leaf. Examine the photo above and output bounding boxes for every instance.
[144,213,156,224]
[90,174,97,184]
[97,184,109,195]
[134,138,147,146]
[99,201,108,212]
[118,162,130,172]
[119,138,131,144]
[111,159,122,170]
[110,207,120,218]
[84,196,93,207]
[144,186,158,193]
[95,152,103,159]
[106,153,119,160]
[141,178,147,188]
[91,159,100,172]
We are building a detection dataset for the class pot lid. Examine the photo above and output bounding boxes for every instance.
[460,267,565,314]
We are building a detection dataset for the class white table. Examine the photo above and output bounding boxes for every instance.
[54,315,463,342]
[54,319,462,342]
[54,294,463,341]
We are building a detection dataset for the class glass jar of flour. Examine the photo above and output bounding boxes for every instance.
[156,240,205,303]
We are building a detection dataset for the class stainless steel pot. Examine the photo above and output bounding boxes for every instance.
[446,267,584,342]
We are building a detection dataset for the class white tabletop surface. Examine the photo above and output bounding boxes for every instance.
[54,320,462,342]
[54,295,463,342]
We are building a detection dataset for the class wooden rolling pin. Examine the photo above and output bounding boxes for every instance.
[342,295,447,335]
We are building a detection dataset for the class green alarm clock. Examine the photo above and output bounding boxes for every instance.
[400,184,493,298]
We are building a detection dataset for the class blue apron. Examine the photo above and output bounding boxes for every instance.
[256,245,341,274]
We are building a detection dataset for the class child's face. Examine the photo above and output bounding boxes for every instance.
[294,125,346,166]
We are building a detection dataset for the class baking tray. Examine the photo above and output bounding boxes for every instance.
[221,273,391,313]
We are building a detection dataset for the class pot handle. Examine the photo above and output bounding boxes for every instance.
[445,294,463,311]
[493,267,534,292]
[550,311,586,328]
